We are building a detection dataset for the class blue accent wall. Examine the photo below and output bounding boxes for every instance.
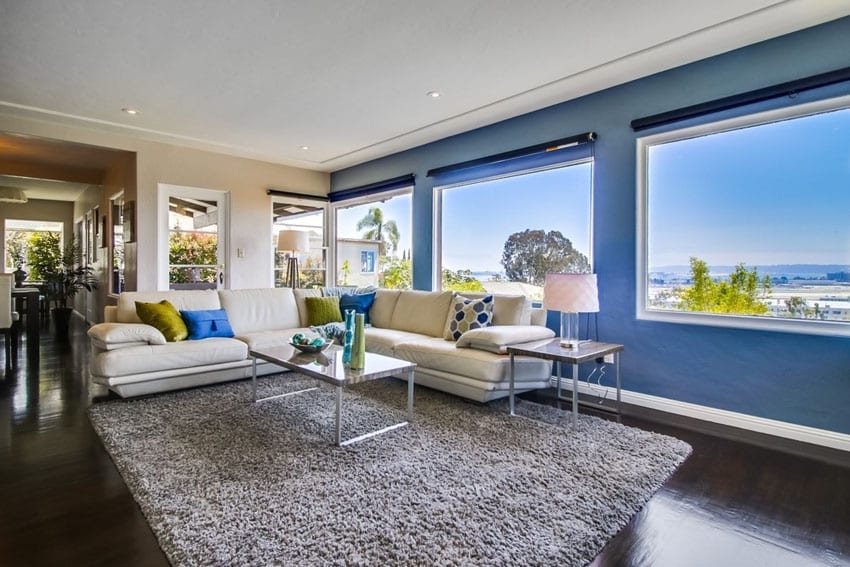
[331,18,850,433]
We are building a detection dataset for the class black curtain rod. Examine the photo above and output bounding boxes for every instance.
[266,189,329,201]
[631,66,850,132]
[328,173,415,203]
[426,132,596,177]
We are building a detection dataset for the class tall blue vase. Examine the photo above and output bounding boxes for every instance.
[350,313,366,370]
[342,309,354,364]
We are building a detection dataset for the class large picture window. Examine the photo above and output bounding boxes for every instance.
[435,161,593,300]
[333,189,412,289]
[637,95,850,336]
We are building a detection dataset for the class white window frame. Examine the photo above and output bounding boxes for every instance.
[432,159,594,291]
[330,186,413,286]
[636,93,850,337]
[270,194,329,288]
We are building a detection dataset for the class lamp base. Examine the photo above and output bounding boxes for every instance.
[559,311,580,350]
[285,257,300,289]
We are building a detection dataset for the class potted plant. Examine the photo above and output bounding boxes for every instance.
[6,232,27,286]
[48,238,97,337]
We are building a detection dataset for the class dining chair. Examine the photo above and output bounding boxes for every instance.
[1,274,21,371]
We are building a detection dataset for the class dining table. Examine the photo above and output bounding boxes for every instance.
[11,287,40,361]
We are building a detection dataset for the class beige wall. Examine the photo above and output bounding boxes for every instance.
[0,114,329,307]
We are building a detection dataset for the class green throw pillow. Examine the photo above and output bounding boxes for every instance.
[136,300,189,342]
[305,296,343,326]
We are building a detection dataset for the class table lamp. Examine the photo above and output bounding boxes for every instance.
[277,230,310,288]
[543,273,599,349]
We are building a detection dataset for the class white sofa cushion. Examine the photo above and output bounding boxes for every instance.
[88,323,167,350]
[293,288,322,327]
[393,337,550,384]
[218,288,300,334]
[456,325,555,354]
[91,338,247,377]
[390,290,453,336]
[116,290,221,323]
[370,289,401,328]
[363,327,432,357]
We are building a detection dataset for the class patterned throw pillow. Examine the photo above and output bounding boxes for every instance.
[135,300,189,342]
[444,294,494,341]
[305,296,343,326]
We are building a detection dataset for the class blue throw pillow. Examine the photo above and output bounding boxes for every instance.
[180,309,235,340]
[339,292,376,325]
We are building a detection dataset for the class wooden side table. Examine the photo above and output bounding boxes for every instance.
[507,339,624,428]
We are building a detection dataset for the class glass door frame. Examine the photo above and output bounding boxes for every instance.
[157,183,230,291]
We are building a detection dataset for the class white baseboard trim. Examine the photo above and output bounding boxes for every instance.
[556,378,850,452]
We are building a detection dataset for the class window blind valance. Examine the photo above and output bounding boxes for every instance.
[631,66,850,132]
[328,174,415,203]
[427,132,595,187]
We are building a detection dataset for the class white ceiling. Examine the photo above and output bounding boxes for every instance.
[1,0,848,173]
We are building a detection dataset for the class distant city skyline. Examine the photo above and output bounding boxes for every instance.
[648,105,850,270]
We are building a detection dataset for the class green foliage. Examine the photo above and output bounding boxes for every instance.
[5,231,27,270]
[26,231,62,280]
[380,257,412,289]
[300,255,325,288]
[340,259,351,285]
[47,237,97,308]
[169,231,217,284]
[356,207,400,256]
[678,257,771,315]
[442,268,485,292]
[784,296,824,320]
[501,229,589,286]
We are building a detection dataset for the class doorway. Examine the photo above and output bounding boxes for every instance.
[158,184,229,291]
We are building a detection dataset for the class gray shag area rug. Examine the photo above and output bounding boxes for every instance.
[89,375,691,566]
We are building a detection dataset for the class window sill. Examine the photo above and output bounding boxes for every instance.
[638,308,850,338]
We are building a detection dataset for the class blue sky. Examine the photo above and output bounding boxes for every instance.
[440,164,592,272]
[648,106,850,269]
[336,194,413,256]
[335,163,593,273]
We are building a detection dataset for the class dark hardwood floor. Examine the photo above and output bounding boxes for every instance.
[1,319,848,566]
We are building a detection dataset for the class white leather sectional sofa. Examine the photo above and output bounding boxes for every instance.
[88,288,555,402]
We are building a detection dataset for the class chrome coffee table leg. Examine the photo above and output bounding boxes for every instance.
[335,385,343,446]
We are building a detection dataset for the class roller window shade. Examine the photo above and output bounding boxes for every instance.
[427,132,595,187]
[329,174,415,203]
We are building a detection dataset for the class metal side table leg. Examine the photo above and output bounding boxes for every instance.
[407,368,414,421]
[572,362,579,428]
[616,352,622,422]
[509,354,516,416]
[251,356,257,402]
[335,386,343,446]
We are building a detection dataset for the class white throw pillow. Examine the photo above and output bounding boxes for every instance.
[455,325,555,354]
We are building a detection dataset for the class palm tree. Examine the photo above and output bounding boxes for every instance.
[356,207,400,256]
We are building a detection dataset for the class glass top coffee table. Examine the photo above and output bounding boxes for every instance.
[249,344,416,447]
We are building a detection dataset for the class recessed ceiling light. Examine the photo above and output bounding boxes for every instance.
[299,146,309,150]
[426,91,441,98]
[122,107,140,115]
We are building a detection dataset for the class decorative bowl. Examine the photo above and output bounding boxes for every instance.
[290,339,330,353]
